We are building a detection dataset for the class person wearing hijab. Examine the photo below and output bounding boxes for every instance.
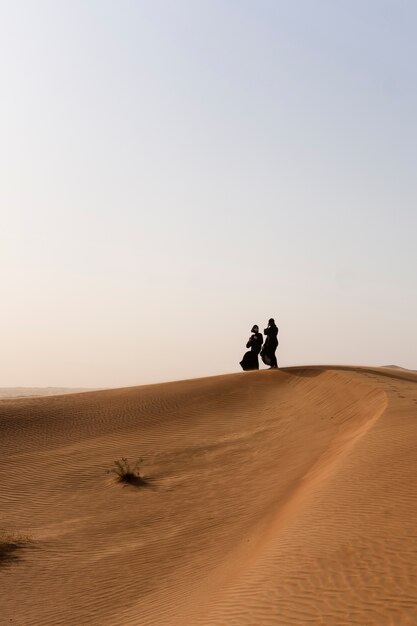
[261,318,279,368]
[240,324,263,371]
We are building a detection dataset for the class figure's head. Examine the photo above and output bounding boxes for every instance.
[268,318,275,325]
[251,325,259,334]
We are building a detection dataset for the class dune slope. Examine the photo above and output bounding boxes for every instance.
[1,366,417,625]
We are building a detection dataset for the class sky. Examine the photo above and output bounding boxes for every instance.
[1,0,416,387]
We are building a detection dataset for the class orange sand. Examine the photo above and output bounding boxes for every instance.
[1,366,417,625]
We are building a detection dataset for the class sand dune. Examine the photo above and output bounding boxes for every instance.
[1,366,417,625]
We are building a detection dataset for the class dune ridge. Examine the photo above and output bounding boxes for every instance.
[1,366,417,625]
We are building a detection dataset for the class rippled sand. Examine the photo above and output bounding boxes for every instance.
[1,366,417,625]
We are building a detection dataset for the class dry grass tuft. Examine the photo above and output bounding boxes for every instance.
[0,529,31,565]
[108,458,146,486]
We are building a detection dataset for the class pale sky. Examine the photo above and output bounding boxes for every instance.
[1,0,416,387]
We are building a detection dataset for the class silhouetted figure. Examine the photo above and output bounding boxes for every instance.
[240,325,263,371]
[261,318,279,368]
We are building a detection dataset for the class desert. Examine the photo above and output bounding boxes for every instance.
[2,5,417,624]
[2,365,417,625]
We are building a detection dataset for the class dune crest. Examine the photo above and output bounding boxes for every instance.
[1,366,417,625]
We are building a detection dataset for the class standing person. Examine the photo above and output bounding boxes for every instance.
[240,325,263,371]
[261,318,279,368]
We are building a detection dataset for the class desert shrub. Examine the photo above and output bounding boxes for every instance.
[109,458,146,486]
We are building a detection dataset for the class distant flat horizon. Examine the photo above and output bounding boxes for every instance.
[1,363,416,397]
[0,387,95,399]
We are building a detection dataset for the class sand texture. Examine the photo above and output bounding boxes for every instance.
[1,366,417,625]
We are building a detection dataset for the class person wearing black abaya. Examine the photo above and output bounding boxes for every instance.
[261,318,279,368]
[240,325,263,371]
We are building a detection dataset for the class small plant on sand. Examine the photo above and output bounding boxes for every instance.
[0,530,31,565]
[109,458,146,486]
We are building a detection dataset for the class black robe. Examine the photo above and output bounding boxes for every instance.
[261,324,279,367]
[240,332,263,371]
